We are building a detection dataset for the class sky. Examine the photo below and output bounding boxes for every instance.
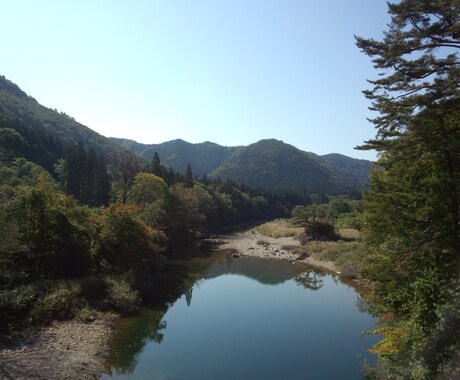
[1,1,391,160]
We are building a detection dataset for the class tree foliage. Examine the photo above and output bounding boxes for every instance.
[356,1,460,378]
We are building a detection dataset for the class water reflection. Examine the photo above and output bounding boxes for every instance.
[104,308,168,375]
[294,269,325,291]
[103,251,376,379]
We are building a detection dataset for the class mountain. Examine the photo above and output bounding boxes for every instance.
[115,137,373,193]
[319,153,373,189]
[112,138,239,178]
[210,139,347,192]
[0,75,140,172]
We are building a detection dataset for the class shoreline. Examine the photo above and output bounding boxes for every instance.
[215,229,339,272]
[0,314,117,380]
[212,228,371,292]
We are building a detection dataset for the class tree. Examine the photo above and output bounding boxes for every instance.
[128,173,170,229]
[110,150,142,204]
[57,143,109,207]
[292,204,337,242]
[356,1,460,377]
[355,0,460,139]
[184,164,194,188]
[96,204,164,276]
[150,152,163,177]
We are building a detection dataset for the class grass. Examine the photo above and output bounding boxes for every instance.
[256,239,270,247]
[337,228,361,241]
[301,240,364,279]
[255,219,304,238]
[255,219,365,279]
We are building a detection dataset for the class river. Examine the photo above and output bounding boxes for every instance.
[101,250,378,380]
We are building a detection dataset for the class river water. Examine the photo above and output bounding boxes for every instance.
[101,250,378,380]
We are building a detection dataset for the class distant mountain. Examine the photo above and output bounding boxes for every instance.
[318,153,373,190]
[210,139,345,193]
[115,137,373,193]
[0,75,140,172]
[113,138,239,178]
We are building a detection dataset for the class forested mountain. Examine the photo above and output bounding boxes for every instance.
[318,153,372,189]
[115,138,372,193]
[113,137,239,178]
[0,75,140,173]
[210,139,345,193]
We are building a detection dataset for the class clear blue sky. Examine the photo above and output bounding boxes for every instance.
[1,1,390,160]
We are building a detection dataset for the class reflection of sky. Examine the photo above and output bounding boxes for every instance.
[103,255,378,380]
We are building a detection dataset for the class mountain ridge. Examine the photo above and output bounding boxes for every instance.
[113,137,373,193]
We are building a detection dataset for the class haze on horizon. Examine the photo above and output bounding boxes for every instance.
[1,1,390,160]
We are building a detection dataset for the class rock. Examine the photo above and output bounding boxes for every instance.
[231,252,240,258]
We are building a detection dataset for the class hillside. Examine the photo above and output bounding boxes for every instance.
[115,137,373,193]
[319,153,372,189]
[0,75,139,172]
[113,138,239,178]
[210,139,347,193]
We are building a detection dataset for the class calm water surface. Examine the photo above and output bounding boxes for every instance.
[102,251,378,380]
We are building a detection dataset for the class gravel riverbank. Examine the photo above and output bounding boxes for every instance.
[216,229,339,273]
[0,315,117,380]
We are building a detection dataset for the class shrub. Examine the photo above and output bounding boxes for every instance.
[256,240,270,247]
[106,277,139,314]
[40,285,80,319]
[78,276,108,306]
[304,220,338,241]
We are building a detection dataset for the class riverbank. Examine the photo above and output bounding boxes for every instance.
[216,229,339,272]
[0,313,117,380]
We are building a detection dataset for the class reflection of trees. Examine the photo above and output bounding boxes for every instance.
[185,287,193,307]
[356,295,370,313]
[106,308,168,375]
[295,270,324,291]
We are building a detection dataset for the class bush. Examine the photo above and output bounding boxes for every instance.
[39,284,81,320]
[78,276,108,306]
[304,220,338,241]
[256,240,270,247]
[106,277,139,314]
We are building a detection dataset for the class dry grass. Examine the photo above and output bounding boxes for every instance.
[302,240,364,279]
[337,228,361,240]
[256,219,304,238]
[255,221,364,279]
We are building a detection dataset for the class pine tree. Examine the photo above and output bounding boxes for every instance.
[356,1,460,377]
[150,152,163,177]
[184,164,194,188]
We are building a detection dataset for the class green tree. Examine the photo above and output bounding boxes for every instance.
[292,204,336,241]
[183,164,194,188]
[128,173,170,229]
[110,150,141,204]
[150,152,163,177]
[96,204,164,276]
[355,0,460,136]
[356,1,460,377]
